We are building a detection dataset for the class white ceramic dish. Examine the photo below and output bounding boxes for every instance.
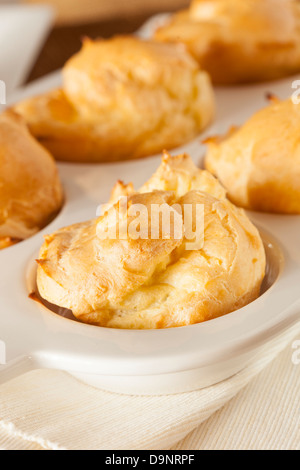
[0,4,54,95]
[0,27,300,394]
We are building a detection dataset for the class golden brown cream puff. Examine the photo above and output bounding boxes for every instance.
[205,97,300,214]
[0,111,63,249]
[155,0,300,84]
[36,152,266,329]
[13,36,215,163]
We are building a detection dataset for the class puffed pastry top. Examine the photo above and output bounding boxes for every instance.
[155,0,300,84]
[0,111,63,250]
[37,153,266,329]
[205,97,300,214]
[13,36,215,163]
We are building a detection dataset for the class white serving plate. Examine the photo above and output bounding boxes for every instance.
[0,42,300,394]
[0,4,54,95]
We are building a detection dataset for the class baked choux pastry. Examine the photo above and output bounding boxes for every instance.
[205,97,300,214]
[13,36,215,163]
[36,152,266,329]
[0,111,63,250]
[154,0,300,85]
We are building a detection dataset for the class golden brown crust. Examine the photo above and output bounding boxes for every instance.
[37,152,266,329]
[13,36,215,163]
[0,237,21,250]
[0,111,63,249]
[205,98,300,214]
[155,0,300,84]
[139,151,227,200]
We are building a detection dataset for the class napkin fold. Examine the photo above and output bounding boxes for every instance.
[0,324,299,450]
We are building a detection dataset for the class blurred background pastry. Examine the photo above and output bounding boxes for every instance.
[205,97,300,214]
[0,111,63,250]
[23,0,190,26]
[20,0,190,85]
[36,153,266,329]
[154,0,300,84]
[14,36,214,163]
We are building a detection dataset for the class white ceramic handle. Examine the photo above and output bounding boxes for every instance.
[0,356,36,386]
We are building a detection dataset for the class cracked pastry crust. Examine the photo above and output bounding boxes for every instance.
[13,36,215,163]
[37,153,266,329]
[204,97,300,214]
[154,0,300,84]
[0,111,63,249]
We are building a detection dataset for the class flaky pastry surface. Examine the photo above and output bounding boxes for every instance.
[37,153,265,329]
[0,111,63,249]
[13,36,214,162]
[205,98,300,213]
[155,0,300,84]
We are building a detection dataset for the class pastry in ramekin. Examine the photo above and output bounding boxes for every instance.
[205,97,300,214]
[36,152,266,329]
[155,0,300,84]
[0,111,63,250]
[13,36,215,163]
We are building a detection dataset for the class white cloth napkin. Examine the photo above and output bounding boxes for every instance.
[0,324,299,450]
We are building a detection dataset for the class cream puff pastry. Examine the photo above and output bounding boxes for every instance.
[37,152,266,329]
[13,36,215,163]
[155,0,300,85]
[0,111,63,249]
[205,97,300,214]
